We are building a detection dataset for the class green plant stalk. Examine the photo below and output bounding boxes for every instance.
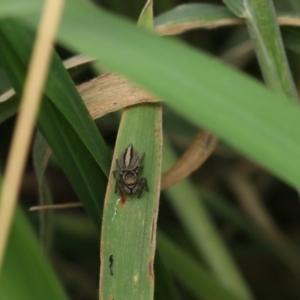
[162,139,253,299]
[224,0,298,101]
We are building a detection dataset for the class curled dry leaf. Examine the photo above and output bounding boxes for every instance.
[154,4,300,37]
[78,73,159,119]
[277,15,300,27]
[155,16,243,36]
[161,130,218,190]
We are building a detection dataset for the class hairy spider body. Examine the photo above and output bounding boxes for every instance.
[113,144,148,198]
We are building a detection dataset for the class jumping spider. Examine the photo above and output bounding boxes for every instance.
[113,144,149,198]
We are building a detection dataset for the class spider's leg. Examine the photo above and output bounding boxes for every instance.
[114,177,118,194]
[144,178,149,192]
[138,166,144,174]
[140,153,145,163]
[113,159,120,178]
[137,177,148,199]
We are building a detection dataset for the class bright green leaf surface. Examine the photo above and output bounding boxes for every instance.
[99,104,162,300]
[0,0,41,18]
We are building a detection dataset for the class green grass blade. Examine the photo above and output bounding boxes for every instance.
[99,3,162,298]
[99,104,162,299]
[224,0,298,101]
[38,100,106,228]
[0,0,41,18]
[0,206,68,300]
[0,20,108,228]
[162,140,252,300]
[138,0,154,30]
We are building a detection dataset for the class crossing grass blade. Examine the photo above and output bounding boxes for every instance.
[14,0,300,191]
[1,2,300,193]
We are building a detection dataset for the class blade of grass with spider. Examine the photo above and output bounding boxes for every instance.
[99,2,163,299]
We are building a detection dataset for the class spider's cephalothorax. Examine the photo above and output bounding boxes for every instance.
[113,144,149,198]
